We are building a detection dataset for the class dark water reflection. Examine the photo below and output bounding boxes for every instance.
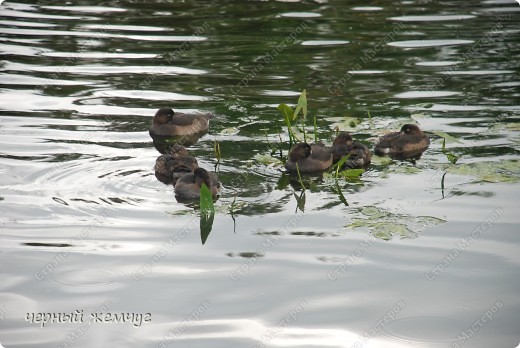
[1,0,520,347]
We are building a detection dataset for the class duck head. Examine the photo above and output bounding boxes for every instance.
[193,168,212,188]
[333,132,354,146]
[400,124,423,135]
[288,143,312,162]
[153,108,175,125]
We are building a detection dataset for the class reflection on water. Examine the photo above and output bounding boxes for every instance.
[1,0,520,347]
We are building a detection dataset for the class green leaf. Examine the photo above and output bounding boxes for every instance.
[334,180,349,207]
[200,211,215,245]
[278,103,294,123]
[278,103,299,144]
[293,89,307,122]
[442,138,459,164]
[199,183,215,245]
[294,191,306,213]
[253,153,283,166]
[432,131,461,143]
[333,154,351,177]
[213,140,222,162]
[200,183,215,215]
[338,168,365,178]
[367,110,373,129]
[295,163,306,191]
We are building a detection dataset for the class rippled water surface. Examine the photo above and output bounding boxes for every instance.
[1,1,520,347]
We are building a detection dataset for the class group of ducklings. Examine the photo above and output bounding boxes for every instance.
[286,123,430,174]
[149,108,430,199]
[150,108,220,200]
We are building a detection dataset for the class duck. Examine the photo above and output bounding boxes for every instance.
[174,168,220,200]
[332,132,371,169]
[149,107,212,137]
[374,124,430,161]
[285,142,333,174]
[154,144,198,184]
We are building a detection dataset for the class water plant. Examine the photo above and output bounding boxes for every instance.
[200,183,215,244]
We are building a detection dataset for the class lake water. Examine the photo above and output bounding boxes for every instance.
[1,0,520,347]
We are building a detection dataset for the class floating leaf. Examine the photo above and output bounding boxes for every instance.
[360,206,387,219]
[330,116,363,131]
[446,160,520,183]
[254,153,283,167]
[370,155,394,166]
[220,127,239,135]
[346,206,446,240]
[410,113,428,121]
[371,223,415,241]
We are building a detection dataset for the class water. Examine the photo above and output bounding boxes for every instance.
[1,0,520,347]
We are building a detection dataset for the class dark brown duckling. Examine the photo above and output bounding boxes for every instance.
[174,168,220,200]
[374,124,430,161]
[149,107,212,137]
[332,132,371,169]
[154,144,198,184]
[285,142,333,174]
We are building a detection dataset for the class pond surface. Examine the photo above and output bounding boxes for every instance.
[1,0,520,347]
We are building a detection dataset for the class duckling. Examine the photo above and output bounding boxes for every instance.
[149,107,212,137]
[285,142,333,174]
[174,168,220,200]
[332,132,371,169]
[374,124,430,161]
[154,144,198,184]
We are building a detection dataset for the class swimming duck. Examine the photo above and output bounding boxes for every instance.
[285,142,333,174]
[374,124,430,160]
[332,132,371,169]
[174,168,220,200]
[154,144,198,184]
[149,107,212,137]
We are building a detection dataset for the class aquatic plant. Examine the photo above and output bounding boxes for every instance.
[200,183,215,244]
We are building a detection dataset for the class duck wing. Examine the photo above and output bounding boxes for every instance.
[310,144,332,162]
[171,113,212,126]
